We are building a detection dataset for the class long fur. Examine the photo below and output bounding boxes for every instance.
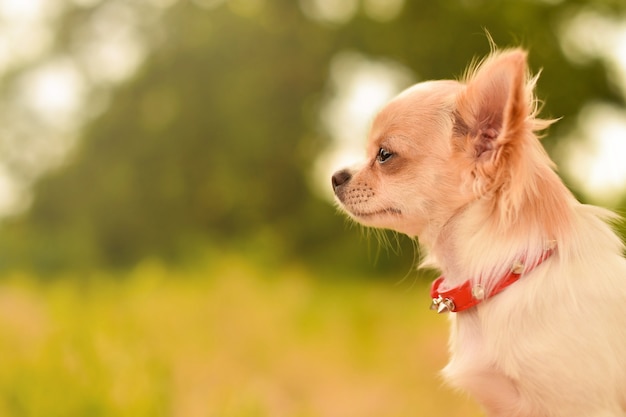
[332,49,626,416]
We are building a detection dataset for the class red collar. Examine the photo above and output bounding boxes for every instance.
[430,246,556,313]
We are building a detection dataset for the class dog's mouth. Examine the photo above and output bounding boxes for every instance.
[351,207,402,218]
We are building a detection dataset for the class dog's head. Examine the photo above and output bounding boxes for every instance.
[332,50,556,245]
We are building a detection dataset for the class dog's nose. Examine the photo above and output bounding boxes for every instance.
[331,169,352,191]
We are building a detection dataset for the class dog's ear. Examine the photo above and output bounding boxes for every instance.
[455,49,529,157]
[454,50,530,187]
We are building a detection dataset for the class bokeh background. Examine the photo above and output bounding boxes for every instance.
[0,0,625,416]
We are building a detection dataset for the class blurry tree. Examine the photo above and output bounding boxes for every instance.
[0,1,346,271]
[0,0,624,274]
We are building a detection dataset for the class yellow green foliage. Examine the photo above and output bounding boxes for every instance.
[0,257,480,417]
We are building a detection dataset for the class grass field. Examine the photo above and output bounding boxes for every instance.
[0,254,481,417]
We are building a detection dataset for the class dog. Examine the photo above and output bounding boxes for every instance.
[331,49,626,417]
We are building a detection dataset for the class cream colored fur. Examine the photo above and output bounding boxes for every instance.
[332,49,626,417]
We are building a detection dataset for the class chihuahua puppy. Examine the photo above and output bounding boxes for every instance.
[332,49,626,417]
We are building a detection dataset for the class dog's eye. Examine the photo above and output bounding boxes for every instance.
[377,148,393,164]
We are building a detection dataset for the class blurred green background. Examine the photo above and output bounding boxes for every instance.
[0,0,625,416]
